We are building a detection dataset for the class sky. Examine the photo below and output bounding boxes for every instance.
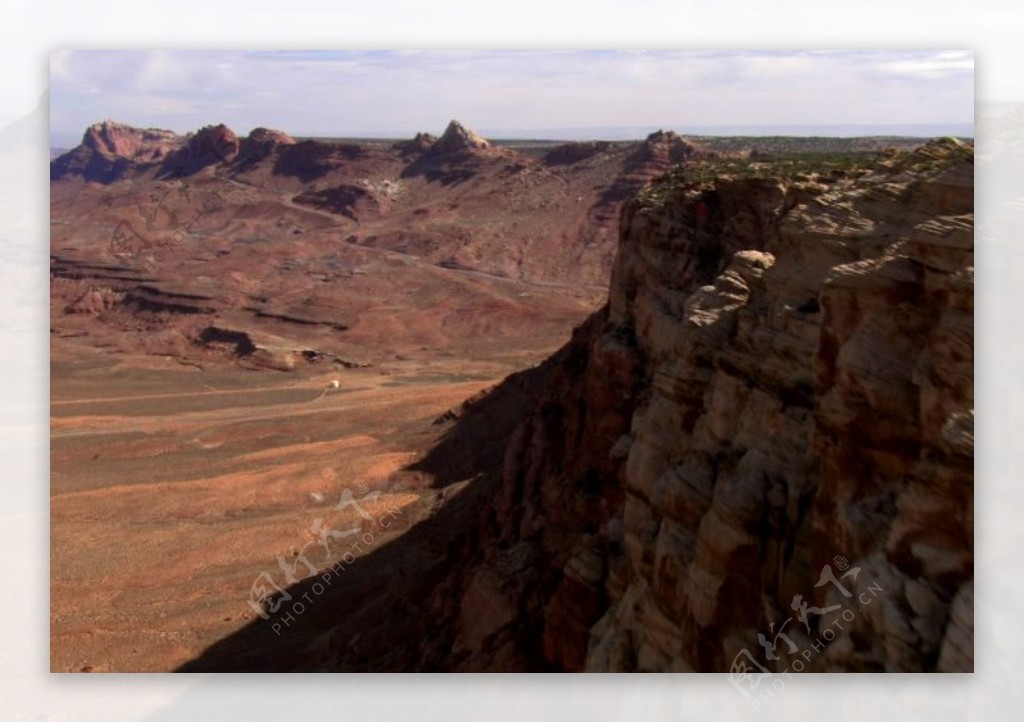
[48,50,975,145]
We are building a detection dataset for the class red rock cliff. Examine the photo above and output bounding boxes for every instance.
[425,138,974,673]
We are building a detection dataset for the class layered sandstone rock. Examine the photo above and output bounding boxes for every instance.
[50,121,249,181]
[587,131,716,239]
[81,120,180,160]
[429,138,974,673]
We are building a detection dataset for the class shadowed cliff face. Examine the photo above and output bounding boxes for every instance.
[427,138,974,672]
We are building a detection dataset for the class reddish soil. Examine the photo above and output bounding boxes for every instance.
[49,120,675,672]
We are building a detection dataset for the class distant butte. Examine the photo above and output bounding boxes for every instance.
[81,119,180,160]
[50,120,181,183]
[627,129,713,171]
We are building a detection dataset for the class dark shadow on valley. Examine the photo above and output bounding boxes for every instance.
[175,362,550,672]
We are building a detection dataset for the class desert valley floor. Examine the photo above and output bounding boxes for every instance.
[53,348,503,671]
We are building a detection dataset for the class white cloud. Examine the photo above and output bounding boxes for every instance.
[873,50,974,79]
[49,50,975,139]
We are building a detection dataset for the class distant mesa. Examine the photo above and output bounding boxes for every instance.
[81,119,180,162]
[74,120,296,166]
[51,120,181,182]
[51,120,272,182]
[430,120,491,155]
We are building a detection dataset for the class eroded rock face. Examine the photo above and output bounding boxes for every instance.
[625,129,712,175]
[81,120,180,160]
[592,131,716,225]
[51,120,181,182]
[431,138,974,673]
[51,121,249,181]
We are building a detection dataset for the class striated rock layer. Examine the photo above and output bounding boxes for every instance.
[427,138,974,673]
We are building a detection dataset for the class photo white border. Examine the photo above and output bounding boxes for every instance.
[3,0,1012,719]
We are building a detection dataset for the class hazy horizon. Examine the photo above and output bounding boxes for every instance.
[49,50,974,146]
[47,122,976,149]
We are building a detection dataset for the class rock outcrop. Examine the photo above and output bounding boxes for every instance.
[427,138,974,673]
[589,131,716,241]
[241,127,297,156]
[80,120,180,160]
[625,129,711,175]
[401,121,504,186]
[292,183,388,222]
[431,120,491,155]
[163,124,241,174]
[50,120,181,182]
[394,132,438,158]
[51,121,287,182]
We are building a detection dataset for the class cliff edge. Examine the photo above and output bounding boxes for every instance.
[425,138,975,673]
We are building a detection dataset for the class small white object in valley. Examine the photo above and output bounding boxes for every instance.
[330,379,340,388]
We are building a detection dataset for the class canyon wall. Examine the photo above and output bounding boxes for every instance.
[428,138,974,673]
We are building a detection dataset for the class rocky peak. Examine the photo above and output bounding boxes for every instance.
[51,120,182,182]
[184,124,241,163]
[629,128,710,170]
[431,120,490,154]
[81,120,180,161]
